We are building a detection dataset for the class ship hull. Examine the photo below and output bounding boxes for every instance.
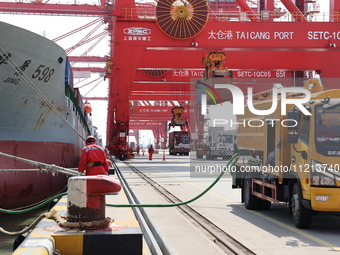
[0,169,68,210]
[0,22,89,210]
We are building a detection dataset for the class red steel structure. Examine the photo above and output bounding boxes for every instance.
[1,0,340,159]
[130,104,177,148]
[109,0,340,159]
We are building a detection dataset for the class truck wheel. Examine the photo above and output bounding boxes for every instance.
[242,177,259,210]
[291,183,312,228]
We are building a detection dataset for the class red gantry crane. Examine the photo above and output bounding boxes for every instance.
[108,0,340,159]
[1,0,340,159]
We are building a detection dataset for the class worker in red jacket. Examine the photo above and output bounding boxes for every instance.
[78,136,109,175]
[148,145,154,160]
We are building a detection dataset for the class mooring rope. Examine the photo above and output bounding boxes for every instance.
[0,214,46,236]
[0,206,113,235]
[0,152,78,176]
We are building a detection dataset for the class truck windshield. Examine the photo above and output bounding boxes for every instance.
[181,137,190,144]
[315,104,340,156]
[222,135,233,144]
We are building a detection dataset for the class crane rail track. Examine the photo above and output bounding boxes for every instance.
[121,161,256,255]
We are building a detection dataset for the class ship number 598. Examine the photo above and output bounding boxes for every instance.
[32,65,55,82]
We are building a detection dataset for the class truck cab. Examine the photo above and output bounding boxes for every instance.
[289,96,340,213]
[169,131,190,156]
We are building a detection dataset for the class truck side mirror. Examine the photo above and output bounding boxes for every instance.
[287,107,301,131]
[289,133,308,160]
[288,132,298,144]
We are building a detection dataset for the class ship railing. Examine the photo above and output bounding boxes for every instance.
[65,85,91,135]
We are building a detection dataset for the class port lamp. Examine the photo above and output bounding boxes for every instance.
[315,195,330,202]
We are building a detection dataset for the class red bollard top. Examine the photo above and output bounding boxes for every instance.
[69,175,121,195]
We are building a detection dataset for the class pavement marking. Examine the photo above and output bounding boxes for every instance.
[144,162,340,252]
[248,210,340,252]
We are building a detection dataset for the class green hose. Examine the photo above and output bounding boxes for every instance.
[107,153,240,208]
[0,192,67,214]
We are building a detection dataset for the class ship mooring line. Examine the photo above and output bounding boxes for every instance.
[0,213,46,235]
[0,151,78,176]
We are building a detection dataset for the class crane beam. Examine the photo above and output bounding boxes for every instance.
[68,56,107,63]
[0,2,109,16]
[73,67,105,73]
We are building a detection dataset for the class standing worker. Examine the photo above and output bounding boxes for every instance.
[148,145,154,160]
[78,136,109,175]
[136,145,140,156]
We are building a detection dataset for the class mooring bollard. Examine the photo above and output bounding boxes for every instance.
[67,175,121,222]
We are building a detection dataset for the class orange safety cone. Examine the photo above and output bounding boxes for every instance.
[162,150,166,161]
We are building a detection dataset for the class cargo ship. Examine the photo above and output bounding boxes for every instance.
[0,21,91,210]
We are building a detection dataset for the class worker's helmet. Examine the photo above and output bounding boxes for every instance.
[86,136,96,145]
